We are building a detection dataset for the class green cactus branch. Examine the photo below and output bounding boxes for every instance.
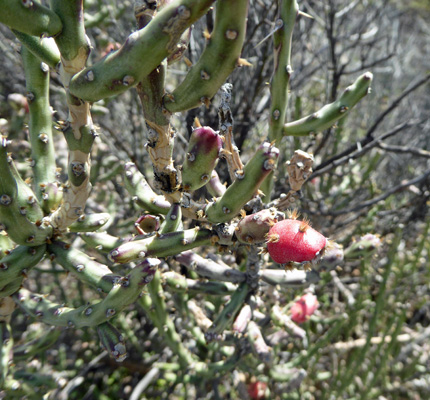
[110,227,213,264]
[22,46,61,212]
[0,138,52,246]
[69,0,216,102]
[164,0,249,113]
[48,241,119,293]
[163,271,237,295]
[48,0,95,233]
[175,250,246,283]
[79,231,124,253]
[0,0,62,38]
[268,0,299,144]
[123,162,171,214]
[13,32,61,70]
[206,281,250,340]
[68,212,110,232]
[205,142,279,223]
[50,0,89,64]
[283,72,373,136]
[8,157,44,224]
[13,258,160,328]
[0,245,46,292]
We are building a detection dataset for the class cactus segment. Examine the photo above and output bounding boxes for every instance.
[123,162,170,215]
[47,1,94,233]
[261,269,320,287]
[232,303,251,334]
[247,320,273,364]
[164,0,249,112]
[283,72,373,136]
[205,142,279,223]
[48,241,118,293]
[207,170,226,197]
[206,282,250,340]
[12,326,60,361]
[8,156,44,224]
[0,139,52,245]
[175,250,246,283]
[68,213,111,233]
[22,46,59,212]
[0,233,14,260]
[0,278,23,298]
[163,271,237,295]
[69,0,216,102]
[13,258,161,328]
[268,0,299,144]
[0,0,63,37]
[0,245,46,290]
[50,0,89,63]
[110,228,213,264]
[0,320,13,387]
[235,208,281,244]
[160,203,182,233]
[344,233,381,259]
[49,123,96,232]
[270,304,306,339]
[181,126,223,191]
[13,32,61,70]
[79,231,124,253]
[97,322,127,362]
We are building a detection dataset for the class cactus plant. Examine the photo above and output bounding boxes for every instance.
[0,0,395,397]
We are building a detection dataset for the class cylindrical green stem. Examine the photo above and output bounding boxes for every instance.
[164,0,249,112]
[205,142,279,223]
[48,241,118,293]
[283,72,373,136]
[14,32,61,69]
[0,0,62,37]
[13,258,160,328]
[110,228,213,264]
[69,0,216,102]
[22,46,60,212]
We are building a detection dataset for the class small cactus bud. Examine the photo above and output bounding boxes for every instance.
[247,380,268,400]
[181,126,222,191]
[290,293,319,324]
[97,322,127,362]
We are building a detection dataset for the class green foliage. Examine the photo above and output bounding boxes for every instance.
[0,0,429,399]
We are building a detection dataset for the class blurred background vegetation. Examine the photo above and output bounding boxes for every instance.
[0,0,429,399]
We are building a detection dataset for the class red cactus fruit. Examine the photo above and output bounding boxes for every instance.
[290,293,319,324]
[247,381,267,400]
[266,219,326,264]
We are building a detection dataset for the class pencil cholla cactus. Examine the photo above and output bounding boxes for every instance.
[0,0,373,395]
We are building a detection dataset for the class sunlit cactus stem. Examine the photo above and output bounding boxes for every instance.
[0,245,46,291]
[49,0,94,232]
[13,258,160,328]
[0,0,62,37]
[110,227,213,264]
[68,0,216,102]
[206,281,250,341]
[21,46,61,213]
[205,142,279,223]
[163,0,249,112]
[283,72,374,136]
[13,32,61,70]
[0,138,52,246]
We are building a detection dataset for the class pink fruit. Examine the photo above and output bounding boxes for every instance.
[290,293,319,324]
[266,219,326,264]
[247,381,267,400]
